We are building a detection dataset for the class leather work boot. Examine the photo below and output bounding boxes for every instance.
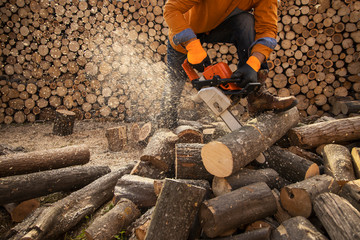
[247,69,298,115]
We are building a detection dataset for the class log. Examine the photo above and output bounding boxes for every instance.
[271,216,328,240]
[288,116,360,149]
[144,178,207,240]
[201,227,271,240]
[113,174,158,208]
[338,179,360,212]
[280,174,340,218]
[0,165,110,205]
[4,199,40,223]
[128,207,154,240]
[138,122,153,144]
[313,192,360,240]
[339,100,360,114]
[322,144,356,186]
[175,143,213,181]
[201,108,299,177]
[272,189,292,223]
[0,144,90,177]
[85,198,141,240]
[287,146,324,165]
[130,160,166,179]
[260,146,319,183]
[52,109,76,136]
[105,126,127,151]
[153,179,211,197]
[7,164,134,240]
[140,129,179,172]
[351,147,360,178]
[199,182,277,238]
[212,168,280,196]
[174,125,203,143]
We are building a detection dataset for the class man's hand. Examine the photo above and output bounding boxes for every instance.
[231,56,261,88]
[185,39,211,72]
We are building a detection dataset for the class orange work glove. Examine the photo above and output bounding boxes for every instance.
[185,39,211,72]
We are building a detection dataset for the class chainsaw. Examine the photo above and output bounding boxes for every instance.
[182,59,260,131]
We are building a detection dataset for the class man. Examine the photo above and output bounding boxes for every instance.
[157,0,298,129]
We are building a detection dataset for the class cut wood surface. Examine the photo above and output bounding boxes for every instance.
[272,189,292,223]
[4,199,40,223]
[313,192,360,240]
[174,125,203,143]
[288,116,360,149]
[280,174,340,218]
[338,179,360,212]
[0,165,110,205]
[128,207,154,240]
[85,198,140,240]
[0,144,90,177]
[200,182,277,238]
[105,126,127,151]
[201,107,299,177]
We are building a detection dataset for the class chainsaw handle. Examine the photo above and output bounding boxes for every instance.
[182,59,200,81]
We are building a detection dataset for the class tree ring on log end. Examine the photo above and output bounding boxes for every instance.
[201,141,233,177]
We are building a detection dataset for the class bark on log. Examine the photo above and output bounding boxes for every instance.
[85,198,140,240]
[212,168,280,196]
[322,144,356,186]
[153,179,211,197]
[313,192,360,240]
[7,164,134,240]
[271,216,328,240]
[144,178,207,240]
[105,126,127,151]
[175,143,213,181]
[113,174,157,208]
[128,207,154,240]
[0,165,110,205]
[201,108,299,177]
[4,199,40,223]
[200,182,277,238]
[0,144,90,177]
[174,125,203,143]
[52,109,76,136]
[140,129,179,172]
[288,116,360,149]
[287,146,324,165]
[338,179,360,212]
[272,189,292,223]
[351,147,360,178]
[201,227,271,240]
[280,174,340,218]
[130,160,166,179]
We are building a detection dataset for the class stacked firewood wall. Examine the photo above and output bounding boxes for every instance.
[0,0,359,124]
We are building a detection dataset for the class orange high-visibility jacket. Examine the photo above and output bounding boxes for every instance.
[164,0,278,60]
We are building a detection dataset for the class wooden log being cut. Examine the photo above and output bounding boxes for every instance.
[271,216,328,240]
[144,178,207,240]
[201,107,299,177]
[4,199,40,223]
[280,174,340,218]
[52,109,76,136]
[288,116,360,149]
[113,174,158,208]
[85,198,141,240]
[174,125,203,143]
[105,126,127,151]
[128,207,154,240]
[0,165,110,205]
[338,179,360,212]
[199,182,277,238]
[6,164,134,240]
[351,147,360,178]
[313,192,360,240]
[140,129,179,172]
[212,168,280,196]
[287,146,324,166]
[322,144,356,186]
[175,143,213,181]
[138,122,153,145]
[261,146,319,183]
[0,144,90,177]
[130,160,166,179]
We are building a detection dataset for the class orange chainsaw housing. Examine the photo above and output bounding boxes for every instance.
[182,60,241,91]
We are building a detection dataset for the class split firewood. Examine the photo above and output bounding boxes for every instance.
[260,146,319,183]
[201,107,299,177]
[313,192,360,240]
[271,216,328,240]
[280,174,340,218]
[322,144,356,186]
[130,160,166,179]
[52,109,76,136]
[85,198,140,240]
[175,143,213,181]
[0,144,90,177]
[288,116,360,149]
[128,207,155,240]
[287,146,324,166]
[0,165,110,205]
[140,129,179,172]
[144,178,207,240]
[4,199,40,223]
[199,182,277,238]
[7,164,134,240]
[105,126,127,151]
[174,125,203,143]
[113,174,158,208]
[212,168,280,196]
[338,179,360,212]
[351,147,360,178]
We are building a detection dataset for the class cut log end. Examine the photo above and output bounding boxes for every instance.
[304,163,320,179]
[201,141,233,177]
[280,187,312,218]
[212,177,232,196]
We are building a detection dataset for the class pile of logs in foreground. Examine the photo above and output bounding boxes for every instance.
[1,0,360,125]
[1,107,360,240]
